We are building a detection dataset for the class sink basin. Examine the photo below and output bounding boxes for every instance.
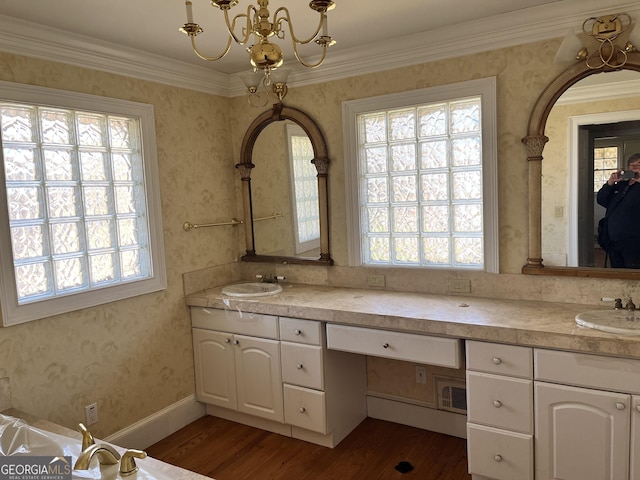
[221,282,282,297]
[575,310,640,335]
[0,415,64,456]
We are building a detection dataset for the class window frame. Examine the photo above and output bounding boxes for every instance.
[0,80,166,327]
[342,77,498,272]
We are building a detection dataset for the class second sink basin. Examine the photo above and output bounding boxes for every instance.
[222,282,282,298]
[575,310,640,335]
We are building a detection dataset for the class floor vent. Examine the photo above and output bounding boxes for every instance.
[436,378,467,415]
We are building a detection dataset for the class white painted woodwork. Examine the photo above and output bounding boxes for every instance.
[191,307,279,339]
[466,340,533,378]
[234,334,284,422]
[326,323,461,368]
[535,382,630,480]
[631,396,640,480]
[283,384,327,433]
[467,423,533,480]
[192,328,237,409]
[466,371,533,434]
[281,342,324,390]
[279,317,323,345]
[534,349,640,394]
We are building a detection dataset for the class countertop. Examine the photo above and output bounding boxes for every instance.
[186,283,640,359]
[1,408,211,480]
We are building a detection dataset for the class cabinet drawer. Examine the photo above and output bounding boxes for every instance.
[279,317,322,345]
[467,424,533,480]
[535,348,640,394]
[283,384,327,434]
[191,307,279,339]
[281,342,324,390]
[466,372,533,434]
[327,324,461,368]
[466,341,532,378]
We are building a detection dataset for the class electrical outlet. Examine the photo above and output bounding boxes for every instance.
[85,403,98,426]
[448,279,471,294]
[367,274,386,288]
[415,366,426,384]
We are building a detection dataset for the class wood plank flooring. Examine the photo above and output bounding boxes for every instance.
[146,416,471,480]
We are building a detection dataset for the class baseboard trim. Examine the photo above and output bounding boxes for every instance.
[104,395,205,449]
[366,395,467,439]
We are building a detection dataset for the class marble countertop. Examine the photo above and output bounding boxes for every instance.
[186,283,640,359]
[1,408,211,480]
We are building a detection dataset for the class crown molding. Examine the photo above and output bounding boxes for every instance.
[0,1,639,98]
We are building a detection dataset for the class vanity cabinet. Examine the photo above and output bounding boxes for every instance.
[191,308,283,423]
[191,308,366,448]
[465,340,534,480]
[534,349,640,480]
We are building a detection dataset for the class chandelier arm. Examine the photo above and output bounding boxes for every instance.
[291,42,328,68]
[224,7,255,46]
[190,34,233,61]
[273,7,323,45]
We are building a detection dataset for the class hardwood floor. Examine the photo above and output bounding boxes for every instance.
[146,416,471,480]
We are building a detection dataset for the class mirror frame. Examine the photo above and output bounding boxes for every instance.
[236,103,333,266]
[522,52,640,279]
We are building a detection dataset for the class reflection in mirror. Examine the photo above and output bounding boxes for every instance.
[541,71,640,269]
[251,122,320,257]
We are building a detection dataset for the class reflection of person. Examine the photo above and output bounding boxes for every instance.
[597,153,640,268]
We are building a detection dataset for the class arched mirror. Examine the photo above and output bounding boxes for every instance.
[523,52,640,279]
[236,104,333,265]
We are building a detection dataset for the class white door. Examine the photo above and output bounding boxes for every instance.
[535,382,630,480]
[631,395,640,480]
[234,335,284,423]
[192,328,237,409]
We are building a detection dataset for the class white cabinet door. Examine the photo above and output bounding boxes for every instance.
[234,334,284,423]
[192,328,237,409]
[631,396,640,480]
[535,382,630,480]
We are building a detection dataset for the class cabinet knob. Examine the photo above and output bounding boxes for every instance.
[296,363,303,370]
[493,400,502,408]
[299,407,306,413]
[233,339,239,345]
[492,357,502,365]
[494,455,502,462]
[383,343,390,349]
[294,329,301,335]
[224,338,231,344]
[616,402,626,411]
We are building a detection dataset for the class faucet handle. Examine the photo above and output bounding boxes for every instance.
[77,423,95,451]
[119,449,147,477]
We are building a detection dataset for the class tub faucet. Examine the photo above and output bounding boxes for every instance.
[74,443,120,470]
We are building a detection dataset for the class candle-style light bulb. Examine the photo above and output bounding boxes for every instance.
[322,12,328,36]
[186,0,194,24]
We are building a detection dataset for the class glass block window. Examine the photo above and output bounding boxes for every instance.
[343,78,498,271]
[287,124,320,254]
[0,81,166,326]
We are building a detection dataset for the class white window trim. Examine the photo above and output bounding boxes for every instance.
[342,77,498,272]
[0,80,166,326]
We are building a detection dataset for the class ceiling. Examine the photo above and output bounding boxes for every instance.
[0,0,636,95]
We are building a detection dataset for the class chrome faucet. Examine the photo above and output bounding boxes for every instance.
[256,274,286,284]
[73,443,121,470]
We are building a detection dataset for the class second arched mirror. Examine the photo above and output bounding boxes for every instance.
[236,104,333,266]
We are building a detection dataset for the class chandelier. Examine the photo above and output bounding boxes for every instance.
[555,13,640,69]
[180,0,336,99]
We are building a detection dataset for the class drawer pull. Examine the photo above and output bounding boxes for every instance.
[493,400,502,408]
[616,402,626,411]
[296,363,304,370]
[224,338,231,344]
[233,339,239,345]
[299,407,306,413]
[492,357,502,365]
[294,329,301,335]
[494,455,503,463]
[382,343,390,349]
